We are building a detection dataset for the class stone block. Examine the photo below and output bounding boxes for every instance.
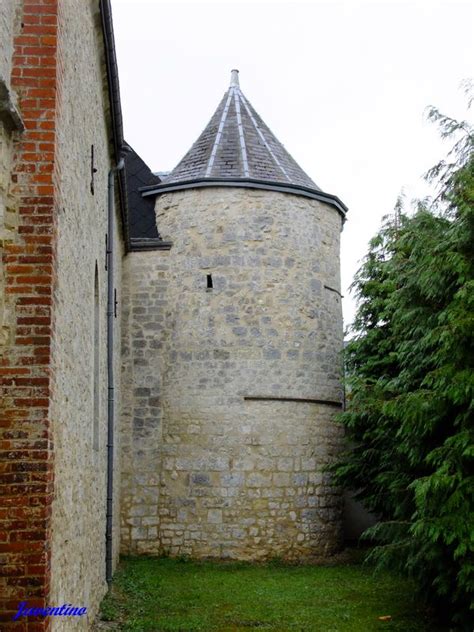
[207,509,223,524]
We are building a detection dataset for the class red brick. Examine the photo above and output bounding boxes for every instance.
[22,46,56,57]
[41,15,57,26]
[6,286,33,294]
[24,3,55,13]
[16,318,50,326]
[0,474,32,485]
[40,35,56,46]
[22,25,56,36]
[1,6,59,623]
[22,14,40,25]
[17,297,52,306]
[7,265,34,274]
[38,152,55,162]
[18,255,52,264]
[0,369,31,376]
[36,186,54,196]
[15,275,51,284]
[14,35,41,46]
[22,67,56,78]
[10,530,48,543]
[23,235,53,244]
[36,145,54,154]
[37,78,55,88]
[24,88,55,98]
[0,542,45,553]
[12,77,39,88]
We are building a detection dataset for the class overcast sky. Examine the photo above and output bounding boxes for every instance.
[111,0,473,327]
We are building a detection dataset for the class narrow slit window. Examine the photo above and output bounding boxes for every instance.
[90,144,97,195]
[207,274,213,289]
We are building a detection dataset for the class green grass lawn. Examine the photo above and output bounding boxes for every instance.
[98,554,438,632]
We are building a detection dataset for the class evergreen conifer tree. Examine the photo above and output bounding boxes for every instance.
[334,92,473,627]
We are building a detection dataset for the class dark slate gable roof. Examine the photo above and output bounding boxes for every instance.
[163,70,318,190]
[124,145,173,251]
[125,145,161,239]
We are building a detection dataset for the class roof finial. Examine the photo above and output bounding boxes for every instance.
[230,69,240,88]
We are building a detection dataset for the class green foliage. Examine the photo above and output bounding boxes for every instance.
[334,94,474,627]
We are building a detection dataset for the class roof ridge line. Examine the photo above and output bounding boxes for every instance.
[205,88,234,178]
[234,89,250,177]
[239,90,292,183]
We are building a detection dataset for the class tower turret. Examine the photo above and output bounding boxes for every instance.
[121,71,347,560]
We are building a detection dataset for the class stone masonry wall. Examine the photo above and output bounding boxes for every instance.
[0,0,20,85]
[121,187,344,560]
[120,250,169,553]
[49,1,123,629]
[0,0,22,349]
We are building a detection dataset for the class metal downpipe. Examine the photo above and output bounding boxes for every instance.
[106,157,125,584]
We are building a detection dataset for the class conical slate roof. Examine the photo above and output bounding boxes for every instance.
[141,71,347,217]
[164,70,318,190]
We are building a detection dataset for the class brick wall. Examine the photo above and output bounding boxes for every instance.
[0,0,60,630]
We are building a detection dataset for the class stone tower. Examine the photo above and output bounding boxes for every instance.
[121,70,348,560]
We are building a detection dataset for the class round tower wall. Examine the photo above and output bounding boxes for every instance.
[124,186,345,560]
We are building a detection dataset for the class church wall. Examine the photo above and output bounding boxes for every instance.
[0,0,124,625]
[0,126,17,347]
[122,186,344,560]
[48,1,123,629]
[0,0,19,84]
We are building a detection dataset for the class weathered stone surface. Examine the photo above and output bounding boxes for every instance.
[120,250,168,553]
[48,2,124,629]
[0,0,21,348]
[120,186,344,560]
